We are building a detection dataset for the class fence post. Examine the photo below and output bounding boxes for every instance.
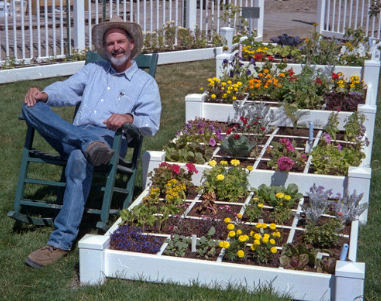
[73,1,86,51]
[185,0,197,31]
[317,0,326,33]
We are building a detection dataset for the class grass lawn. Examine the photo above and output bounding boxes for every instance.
[0,59,380,300]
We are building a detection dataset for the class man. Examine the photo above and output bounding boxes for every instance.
[22,16,161,268]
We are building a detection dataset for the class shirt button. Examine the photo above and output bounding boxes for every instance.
[94,110,97,114]
[101,99,104,102]
[107,87,110,90]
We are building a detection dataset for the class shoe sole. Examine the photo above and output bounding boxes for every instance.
[87,143,115,166]
[25,256,44,268]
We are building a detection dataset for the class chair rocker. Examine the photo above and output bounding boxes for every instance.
[7,51,159,232]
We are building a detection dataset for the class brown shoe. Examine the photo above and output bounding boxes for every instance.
[86,141,115,166]
[25,245,69,268]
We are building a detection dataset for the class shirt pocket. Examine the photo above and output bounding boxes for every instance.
[109,91,134,114]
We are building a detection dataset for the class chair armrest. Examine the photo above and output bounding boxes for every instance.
[122,123,142,140]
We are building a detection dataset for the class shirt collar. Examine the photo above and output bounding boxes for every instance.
[106,60,139,80]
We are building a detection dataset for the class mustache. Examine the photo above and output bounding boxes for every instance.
[111,49,125,56]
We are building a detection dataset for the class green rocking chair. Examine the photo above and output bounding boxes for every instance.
[7,51,159,231]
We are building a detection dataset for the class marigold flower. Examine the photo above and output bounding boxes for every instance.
[256,222,262,228]
[223,241,230,249]
[262,224,268,229]
[218,241,224,248]
[253,197,259,201]
[270,247,277,254]
[236,229,242,235]
[262,237,269,244]
[270,239,276,245]
[276,192,285,199]
[209,160,217,167]
[211,94,216,99]
[227,223,235,230]
[231,159,240,166]
[257,203,264,208]
[237,250,245,258]
[247,165,253,171]
[284,195,291,201]
[269,223,277,230]
[216,174,225,181]
[250,231,255,236]
[220,160,228,165]
[253,239,261,246]
[250,244,256,251]
[236,213,242,219]
[228,231,236,237]
[224,217,231,223]
[254,233,262,240]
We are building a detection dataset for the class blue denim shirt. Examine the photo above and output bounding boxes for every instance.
[44,60,161,136]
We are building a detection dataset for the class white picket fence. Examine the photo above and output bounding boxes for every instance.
[317,0,381,41]
[0,0,263,65]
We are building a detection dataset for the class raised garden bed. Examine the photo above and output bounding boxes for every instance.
[78,184,365,301]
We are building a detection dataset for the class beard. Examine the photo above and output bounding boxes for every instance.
[108,50,130,66]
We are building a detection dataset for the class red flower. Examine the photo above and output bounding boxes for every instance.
[315,78,322,85]
[332,72,339,80]
[287,69,295,76]
[260,127,265,131]
[226,128,233,135]
[337,212,343,216]
[267,56,274,61]
[254,53,263,61]
[234,134,240,139]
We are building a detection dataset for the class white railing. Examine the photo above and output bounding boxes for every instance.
[318,0,381,41]
[0,0,264,65]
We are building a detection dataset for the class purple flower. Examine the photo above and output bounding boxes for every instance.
[250,57,256,65]
[198,128,204,134]
[186,123,192,129]
[323,133,331,144]
[209,138,216,147]
[216,129,222,140]
[337,144,342,151]
[277,156,294,172]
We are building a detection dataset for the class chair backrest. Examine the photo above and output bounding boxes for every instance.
[85,51,159,78]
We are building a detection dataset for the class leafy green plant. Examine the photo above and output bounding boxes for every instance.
[303,218,343,248]
[164,234,191,257]
[324,112,340,140]
[196,227,220,259]
[220,134,256,156]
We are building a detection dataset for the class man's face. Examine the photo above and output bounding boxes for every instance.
[103,28,134,67]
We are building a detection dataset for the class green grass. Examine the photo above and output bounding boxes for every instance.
[0,59,380,300]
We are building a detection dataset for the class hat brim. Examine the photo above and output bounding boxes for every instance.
[92,17,143,60]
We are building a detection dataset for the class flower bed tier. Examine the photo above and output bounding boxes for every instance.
[215,54,380,107]
[185,94,376,160]
[78,186,365,301]
[142,124,371,224]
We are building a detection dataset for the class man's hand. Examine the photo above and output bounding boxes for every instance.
[25,88,48,107]
[103,113,134,131]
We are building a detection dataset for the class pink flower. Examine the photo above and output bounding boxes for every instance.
[186,162,198,174]
[209,138,217,147]
[323,133,331,144]
[337,212,343,216]
[171,164,180,174]
[277,156,294,172]
[337,144,342,152]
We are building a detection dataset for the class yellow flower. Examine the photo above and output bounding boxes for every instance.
[216,174,225,181]
[284,195,291,201]
[247,165,253,171]
[211,94,216,99]
[228,231,236,237]
[250,231,254,236]
[254,233,262,240]
[262,223,268,229]
[236,213,242,219]
[237,250,245,258]
[254,239,261,246]
[270,239,276,245]
[269,223,277,230]
[209,160,217,167]
[224,217,231,223]
[276,192,285,199]
[250,244,256,251]
[231,159,240,166]
[262,237,269,244]
[223,241,230,249]
[239,235,249,242]
[227,223,235,230]
[220,160,228,165]
[253,197,259,201]
[256,223,262,228]
[270,247,277,254]
[236,229,242,235]
[218,241,224,248]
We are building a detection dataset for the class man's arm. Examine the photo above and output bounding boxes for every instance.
[24,88,48,107]
[103,113,134,131]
